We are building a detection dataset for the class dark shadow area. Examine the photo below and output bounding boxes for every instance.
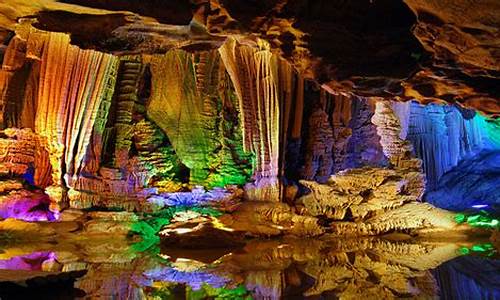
[59,0,193,25]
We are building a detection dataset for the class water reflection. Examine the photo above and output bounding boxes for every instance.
[0,236,498,299]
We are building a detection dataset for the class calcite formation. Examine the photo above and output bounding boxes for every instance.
[299,166,432,235]
[0,0,497,262]
[219,37,283,201]
[0,2,499,300]
[148,48,253,188]
[372,101,423,170]
[393,101,495,189]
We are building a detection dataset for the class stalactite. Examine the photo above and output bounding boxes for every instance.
[394,102,489,189]
[30,31,118,206]
[331,93,352,172]
[148,50,217,185]
[113,57,143,169]
[0,34,26,128]
[372,100,422,170]
[0,68,12,128]
[291,75,304,140]
[148,49,252,187]
[80,63,117,175]
[278,59,294,177]
[0,25,43,130]
[219,37,282,201]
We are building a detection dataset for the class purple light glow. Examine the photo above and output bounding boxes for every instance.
[0,251,57,271]
[0,192,59,222]
[142,267,230,290]
[147,186,232,207]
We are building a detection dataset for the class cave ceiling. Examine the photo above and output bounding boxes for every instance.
[0,0,499,116]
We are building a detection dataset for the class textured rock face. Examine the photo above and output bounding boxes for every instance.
[211,0,498,116]
[299,166,433,234]
[218,201,324,237]
[301,106,334,182]
[404,0,500,77]
[393,101,498,189]
[0,0,497,238]
[0,180,56,221]
[426,150,500,211]
[1,0,498,115]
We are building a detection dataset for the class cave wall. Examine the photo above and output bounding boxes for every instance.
[0,8,498,217]
[393,101,499,190]
[0,26,307,210]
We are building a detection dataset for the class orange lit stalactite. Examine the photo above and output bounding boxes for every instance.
[220,38,283,201]
[33,32,118,206]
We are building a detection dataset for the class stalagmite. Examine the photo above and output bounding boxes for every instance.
[344,97,387,169]
[301,105,334,182]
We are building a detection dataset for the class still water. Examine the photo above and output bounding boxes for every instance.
[0,236,498,299]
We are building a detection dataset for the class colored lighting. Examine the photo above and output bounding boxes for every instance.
[472,205,489,209]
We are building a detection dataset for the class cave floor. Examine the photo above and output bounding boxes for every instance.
[0,215,498,299]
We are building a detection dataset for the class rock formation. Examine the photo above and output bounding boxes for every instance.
[0,5,498,298]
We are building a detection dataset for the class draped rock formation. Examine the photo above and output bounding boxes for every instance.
[426,150,500,211]
[372,101,423,171]
[219,37,283,201]
[0,25,119,210]
[393,101,497,189]
[147,48,253,188]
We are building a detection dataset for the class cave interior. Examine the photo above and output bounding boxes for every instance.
[0,0,499,299]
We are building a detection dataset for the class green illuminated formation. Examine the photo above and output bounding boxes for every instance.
[130,206,223,253]
[149,283,252,300]
[455,211,500,229]
[187,284,252,300]
[477,115,500,147]
[148,50,253,188]
[458,243,497,256]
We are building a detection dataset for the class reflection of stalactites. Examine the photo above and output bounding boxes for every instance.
[34,32,118,189]
[219,38,281,200]
[246,270,284,300]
